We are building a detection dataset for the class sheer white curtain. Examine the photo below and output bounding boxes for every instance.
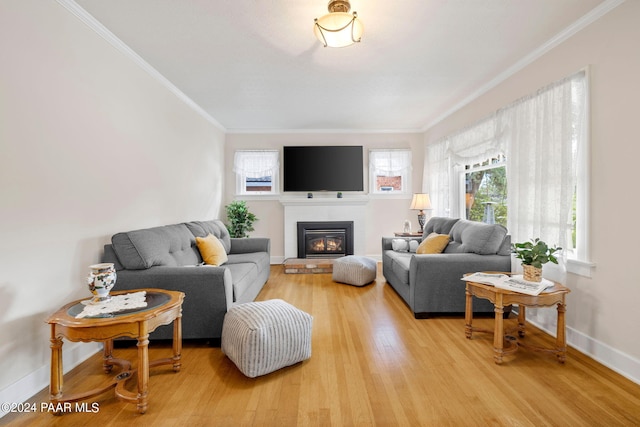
[425,115,504,217]
[448,114,505,166]
[233,150,279,177]
[423,70,586,256]
[505,71,586,252]
[424,139,451,217]
[369,149,411,176]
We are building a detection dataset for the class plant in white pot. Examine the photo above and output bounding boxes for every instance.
[512,238,561,282]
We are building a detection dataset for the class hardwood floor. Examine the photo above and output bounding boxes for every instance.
[4,264,640,426]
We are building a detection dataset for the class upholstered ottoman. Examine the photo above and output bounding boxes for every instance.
[221,299,313,378]
[332,255,377,286]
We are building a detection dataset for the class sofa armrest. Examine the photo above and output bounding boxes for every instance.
[115,266,233,311]
[230,237,270,254]
[382,237,395,251]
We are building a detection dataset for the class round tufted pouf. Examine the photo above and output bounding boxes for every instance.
[332,255,377,286]
[221,299,313,378]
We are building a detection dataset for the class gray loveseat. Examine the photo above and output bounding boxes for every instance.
[102,219,270,340]
[382,217,511,318]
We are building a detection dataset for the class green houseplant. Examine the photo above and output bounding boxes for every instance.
[225,200,257,238]
[512,238,561,282]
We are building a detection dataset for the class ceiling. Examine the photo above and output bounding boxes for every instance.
[72,0,607,132]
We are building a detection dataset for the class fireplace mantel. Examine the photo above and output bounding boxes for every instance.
[279,195,369,207]
[280,196,369,259]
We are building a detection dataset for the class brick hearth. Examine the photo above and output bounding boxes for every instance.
[284,258,334,274]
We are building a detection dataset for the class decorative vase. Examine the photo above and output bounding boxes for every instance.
[87,263,116,304]
[522,264,542,282]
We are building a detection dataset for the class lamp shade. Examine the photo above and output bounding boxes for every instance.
[410,194,432,210]
[314,1,363,48]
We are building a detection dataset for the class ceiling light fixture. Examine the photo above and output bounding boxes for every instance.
[313,0,363,48]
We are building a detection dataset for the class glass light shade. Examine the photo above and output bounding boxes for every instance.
[410,194,432,210]
[314,12,364,48]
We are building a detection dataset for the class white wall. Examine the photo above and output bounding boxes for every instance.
[0,0,225,408]
[425,1,640,380]
[225,132,425,261]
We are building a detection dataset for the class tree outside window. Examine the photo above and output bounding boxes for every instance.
[463,156,507,227]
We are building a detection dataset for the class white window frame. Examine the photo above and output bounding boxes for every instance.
[233,150,280,196]
[368,149,412,195]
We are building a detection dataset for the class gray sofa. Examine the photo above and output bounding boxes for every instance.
[102,219,270,340]
[382,217,511,318]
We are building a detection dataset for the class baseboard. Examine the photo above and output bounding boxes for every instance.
[527,317,640,385]
[0,342,101,419]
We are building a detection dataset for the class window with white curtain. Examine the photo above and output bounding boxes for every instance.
[424,69,591,276]
[369,149,412,194]
[233,150,280,195]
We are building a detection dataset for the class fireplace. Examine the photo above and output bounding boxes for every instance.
[297,221,354,259]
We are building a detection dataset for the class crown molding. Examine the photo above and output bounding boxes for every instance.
[225,128,424,135]
[56,0,226,132]
[56,0,625,136]
[421,0,626,132]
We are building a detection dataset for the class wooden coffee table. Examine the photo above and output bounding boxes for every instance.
[46,289,184,414]
[464,275,570,364]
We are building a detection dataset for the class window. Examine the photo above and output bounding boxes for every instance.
[369,149,411,194]
[426,70,591,276]
[461,155,507,227]
[233,150,279,195]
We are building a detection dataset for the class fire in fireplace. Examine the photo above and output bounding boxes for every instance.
[297,221,354,258]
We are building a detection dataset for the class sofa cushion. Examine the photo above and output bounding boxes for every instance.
[417,233,450,254]
[111,224,199,270]
[195,234,228,266]
[422,217,460,239]
[184,220,232,254]
[445,220,508,255]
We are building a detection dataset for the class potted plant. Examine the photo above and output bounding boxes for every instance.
[225,200,257,238]
[512,238,561,282]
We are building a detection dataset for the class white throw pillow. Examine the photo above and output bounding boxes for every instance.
[392,239,409,252]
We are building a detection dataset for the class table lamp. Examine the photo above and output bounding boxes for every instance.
[410,193,432,233]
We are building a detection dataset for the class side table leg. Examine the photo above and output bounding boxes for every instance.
[137,326,150,414]
[493,300,505,364]
[49,328,63,402]
[172,314,182,372]
[103,339,114,373]
[556,302,567,363]
[465,286,473,339]
[518,305,526,338]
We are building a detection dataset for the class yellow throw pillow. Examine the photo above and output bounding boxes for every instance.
[195,234,228,266]
[417,233,450,254]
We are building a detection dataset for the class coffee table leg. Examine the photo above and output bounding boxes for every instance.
[493,298,505,364]
[137,326,149,414]
[465,286,473,339]
[556,302,567,363]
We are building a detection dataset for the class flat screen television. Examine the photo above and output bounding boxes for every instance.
[283,146,364,192]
